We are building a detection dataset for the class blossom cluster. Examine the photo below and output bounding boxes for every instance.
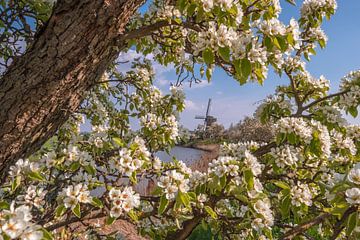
[4,0,360,239]
[252,199,274,230]
[300,0,337,20]
[60,183,91,210]
[330,129,357,156]
[108,187,140,218]
[158,170,190,200]
[0,203,43,240]
[110,137,151,176]
[290,183,313,207]
[274,117,313,143]
[9,159,39,179]
[338,70,360,110]
[270,145,301,168]
[346,166,360,205]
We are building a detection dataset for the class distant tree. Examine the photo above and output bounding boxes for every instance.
[2,1,360,240]
[225,116,274,143]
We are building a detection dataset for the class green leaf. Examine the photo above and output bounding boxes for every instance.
[158,194,169,215]
[218,47,230,61]
[287,33,294,46]
[130,171,137,184]
[280,194,291,219]
[220,175,227,189]
[276,133,286,145]
[55,204,67,217]
[106,216,116,225]
[188,222,213,240]
[329,202,349,217]
[177,0,186,12]
[151,186,163,196]
[188,192,196,201]
[347,211,358,236]
[243,169,254,190]
[69,161,81,171]
[202,48,214,65]
[41,229,54,240]
[206,67,212,82]
[0,201,9,210]
[287,132,297,144]
[11,175,21,191]
[84,165,96,175]
[187,3,197,16]
[112,137,125,147]
[273,181,290,189]
[3,234,10,240]
[272,37,281,49]
[285,0,296,5]
[318,39,326,49]
[278,36,288,51]
[91,197,103,208]
[72,203,81,218]
[348,106,358,118]
[241,58,252,80]
[128,210,138,222]
[179,191,190,208]
[204,206,217,219]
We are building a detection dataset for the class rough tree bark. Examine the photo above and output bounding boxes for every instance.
[0,0,144,178]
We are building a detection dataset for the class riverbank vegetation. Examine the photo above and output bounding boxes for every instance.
[180,117,274,146]
[0,1,360,240]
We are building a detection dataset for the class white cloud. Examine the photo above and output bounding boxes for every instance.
[185,80,212,89]
[184,99,200,111]
[116,50,174,76]
[156,78,170,86]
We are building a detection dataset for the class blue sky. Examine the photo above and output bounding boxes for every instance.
[134,0,360,129]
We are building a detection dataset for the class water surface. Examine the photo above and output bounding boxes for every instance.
[156,146,206,164]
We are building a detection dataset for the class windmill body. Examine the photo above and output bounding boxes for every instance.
[195,98,217,131]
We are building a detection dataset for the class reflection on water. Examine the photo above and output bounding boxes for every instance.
[92,146,206,196]
[155,146,206,164]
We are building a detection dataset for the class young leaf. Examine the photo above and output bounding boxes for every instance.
[218,47,230,62]
[206,67,212,82]
[204,206,217,219]
[243,169,254,190]
[241,58,252,80]
[179,191,190,208]
[91,197,103,208]
[106,216,116,225]
[41,229,54,240]
[346,211,358,236]
[84,165,96,176]
[158,194,169,215]
[128,210,138,222]
[273,180,290,189]
[72,203,81,218]
[11,175,21,191]
[55,204,67,217]
[280,195,291,219]
[202,48,214,65]
[0,201,9,210]
[69,162,81,172]
[112,137,125,147]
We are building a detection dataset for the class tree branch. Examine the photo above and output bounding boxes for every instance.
[118,19,202,42]
[302,90,349,111]
[281,213,331,240]
[165,215,203,240]
[330,206,357,240]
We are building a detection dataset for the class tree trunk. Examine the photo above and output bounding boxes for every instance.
[165,215,203,240]
[0,0,144,178]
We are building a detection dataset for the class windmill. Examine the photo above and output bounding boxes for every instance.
[195,98,217,131]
